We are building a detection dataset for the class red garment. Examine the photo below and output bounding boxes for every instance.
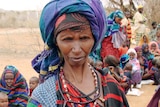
[101,36,120,60]
[56,69,129,107]
[29,89,33,97]
[119,46,128,58]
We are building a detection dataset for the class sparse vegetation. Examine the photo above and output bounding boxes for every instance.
[0,9,40,28]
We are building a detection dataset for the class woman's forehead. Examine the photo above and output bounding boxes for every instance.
[5,72,14,76]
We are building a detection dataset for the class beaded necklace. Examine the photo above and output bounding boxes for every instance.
[58,64,102,107]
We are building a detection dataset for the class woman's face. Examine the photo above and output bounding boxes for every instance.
[56,26,94,66]
[115,17,122,24]
[4,72,14,88]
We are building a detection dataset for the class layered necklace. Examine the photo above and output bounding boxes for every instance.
[58,64,103,107]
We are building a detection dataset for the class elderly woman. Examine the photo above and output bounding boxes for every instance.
[27,0,129,107]
[0,65,29,107]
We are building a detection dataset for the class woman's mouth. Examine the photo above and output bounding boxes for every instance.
[70,57,85,62]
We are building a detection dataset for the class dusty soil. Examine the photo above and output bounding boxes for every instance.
[0,28,157,107]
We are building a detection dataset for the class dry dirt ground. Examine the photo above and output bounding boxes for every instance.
[0,28,158,107]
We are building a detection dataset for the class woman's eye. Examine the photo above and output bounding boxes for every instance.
[80,36,90,40]
[63,37,73,41]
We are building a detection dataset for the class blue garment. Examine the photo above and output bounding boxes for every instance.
[119,54,130,69]
[105,10,124,37]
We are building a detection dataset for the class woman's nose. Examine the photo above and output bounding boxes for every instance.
[72,42,82,53]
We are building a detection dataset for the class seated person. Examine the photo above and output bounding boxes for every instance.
[143,59,160,85]
[126,48,142,88]
[149,41,160,58]
[104,55,129,93]
[135,46,149,75]
[123,62,132,80]
[123,62,133,92]
[142,43,154,61]
[0,92,8,107]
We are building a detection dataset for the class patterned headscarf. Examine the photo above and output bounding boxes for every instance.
[105,10,124,37]
[32,0,107,79]
[0,65,28,107]
[149,41,160,53]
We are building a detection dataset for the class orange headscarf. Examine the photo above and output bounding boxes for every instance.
[138,35,150,46]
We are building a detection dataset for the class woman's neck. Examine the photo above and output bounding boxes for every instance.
[63,62,90,83]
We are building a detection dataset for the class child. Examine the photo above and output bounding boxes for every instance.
[94,60,103,70]
[104,55,130,93]
[123,62,132,80]
[126,48,142,88]
[0,92,8,107]
[29,76,39,97]
[123,62,133,93]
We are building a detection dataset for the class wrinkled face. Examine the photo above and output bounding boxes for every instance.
[56,26,94,66]
[115,17,122,25]
[4,72,14,88]
[29,79,38,90]
[128,52,135,60]
[0,96,8,107]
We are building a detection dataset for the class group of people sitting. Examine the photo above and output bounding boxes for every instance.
[89,14,160,95]
[0,65,39,107]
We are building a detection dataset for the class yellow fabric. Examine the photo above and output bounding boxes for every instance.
[137,5,143,9]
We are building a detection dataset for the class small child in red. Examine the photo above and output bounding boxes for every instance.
[29,76,39,97]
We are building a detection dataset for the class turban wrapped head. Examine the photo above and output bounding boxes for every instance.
[31,0,107,80]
